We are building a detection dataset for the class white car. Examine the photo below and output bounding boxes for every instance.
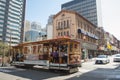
[113,54,120,62]
[95,55,110,64]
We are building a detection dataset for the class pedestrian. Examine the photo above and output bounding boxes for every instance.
[89,54,92,61]
[10,56,12,64]
[53,50,59,63]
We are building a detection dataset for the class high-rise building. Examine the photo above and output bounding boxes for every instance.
[25,30,40,42]
[61,0,102,27]
[25,29,47,42]
[0,0,26,46]
[46,15,54,39]
[24,20,31,33]
[31,22,41,30]
[24,21,46,42]
[24,20,31,42]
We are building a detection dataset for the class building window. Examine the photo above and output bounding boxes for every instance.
[91,38,93,43]
[78,34,80,39]
[90,28,92,33]
[81,22,83,29]
[64,31,66,36]
[78,20,79,27]
[79,22,82,28]
[88,37,90,41]
[87,26,88,32]
[78,33,81,39]
[78,33,82,39]
[61,32,63,36]
[67,31,69,36]
[62,14,65,17]
[87,26,90,32]
[64,21,66,28]
[81,34,84,40]
[58,32,60,36]
[58,22,60,29]
[61,22,63,29]
[67,20,69,28]
[84,23,87,31]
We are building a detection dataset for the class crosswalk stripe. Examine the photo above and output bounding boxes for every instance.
[0,68,25,73]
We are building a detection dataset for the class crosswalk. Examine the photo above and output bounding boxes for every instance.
[0,67,25,73]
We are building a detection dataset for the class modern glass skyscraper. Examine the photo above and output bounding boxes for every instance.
[25,30,47,42]
[61,0,102,27]
[25,30,40,42]
[31,22,41,30]
[0,0,26,46]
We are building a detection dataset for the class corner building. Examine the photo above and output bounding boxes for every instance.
[0,0,26,45]
[53,10,98,59]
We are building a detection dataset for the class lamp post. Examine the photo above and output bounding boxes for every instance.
[8,28,12,64]
[10,31,11,63]
[1,43,5,67]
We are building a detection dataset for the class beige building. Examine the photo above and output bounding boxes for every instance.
[53,10,98,59]
[24,20,31,33]
[24,20,31,42]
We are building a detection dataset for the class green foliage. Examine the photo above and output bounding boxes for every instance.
[0,42,9,56]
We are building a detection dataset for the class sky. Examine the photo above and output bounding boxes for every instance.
[26,0,120,40]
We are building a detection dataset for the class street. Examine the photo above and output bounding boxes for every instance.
[67,56,120,80]
[0,0,120,80]
[0,56,120,80]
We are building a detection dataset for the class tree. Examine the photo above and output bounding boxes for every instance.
[0,42,9,66]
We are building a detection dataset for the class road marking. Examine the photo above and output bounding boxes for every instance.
[115,75,120,78]
[0,69,11,72]
[114,70,120,72]
[0,68,25,73]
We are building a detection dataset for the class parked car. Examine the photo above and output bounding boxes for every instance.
[113,54,120,62]
[95,55,110,64]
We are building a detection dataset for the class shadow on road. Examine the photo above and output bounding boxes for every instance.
[0,67,66,80]
[115,64,120,69]
[66,65,120,80]
[0,63,120,80]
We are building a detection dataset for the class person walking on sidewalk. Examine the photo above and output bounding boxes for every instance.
[89,54,92,61]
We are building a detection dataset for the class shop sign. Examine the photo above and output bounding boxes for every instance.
[78,29,98,39]
[82,43,97,50]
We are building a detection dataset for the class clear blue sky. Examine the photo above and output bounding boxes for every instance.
[26,0,120,40]
[26,0,71,27]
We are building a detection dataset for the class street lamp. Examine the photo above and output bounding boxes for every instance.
[1,43,5,67]
[8,28,12,64]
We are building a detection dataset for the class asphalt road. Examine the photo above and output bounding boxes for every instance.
[0,56,119,80]
[67,56,120,80]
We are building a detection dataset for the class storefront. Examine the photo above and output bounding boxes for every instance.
[81,42,97,59]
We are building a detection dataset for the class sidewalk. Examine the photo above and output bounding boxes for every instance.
[0,63,11,67]
[0,72,30,80]
[81,58,96,63]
